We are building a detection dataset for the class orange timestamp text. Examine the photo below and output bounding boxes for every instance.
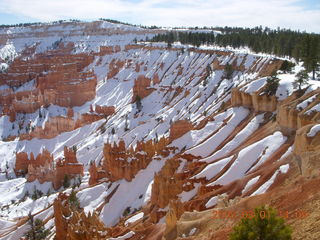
[212,209,309,220]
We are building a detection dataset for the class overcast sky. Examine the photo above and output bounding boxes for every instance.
[0,0,319,32]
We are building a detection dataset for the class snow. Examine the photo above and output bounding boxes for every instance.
[305,103,320,115]
[0,20,304,234]
[242,176,260,194]
[251,164,289,196]
[184,107,249,157]
[205,196,218,208]
[108,231,135,240]
[207,131,286,187]
[143,180,153,204]
[100,159,165,226]
[307,124,320,137]
[77,183,114,214]
[194,156,233,179]
[0,218,15,235]
[276,76,295,100]
[0,42,17,62]
[124,212,144,226]
[241,77,267,94]
[189,227,197,236]
[296,94,318,110]
[278,146,293,161]
[207,114,265,161]
[179,183,200,202]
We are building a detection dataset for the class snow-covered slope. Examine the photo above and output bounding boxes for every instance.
[0,21,319,239]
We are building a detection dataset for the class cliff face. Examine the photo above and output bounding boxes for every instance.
[95,105,116,116]
[231,86,278,112]
[132,75,155,101]
[293,124,320,176]
[14,113,103,140]
[15,149,53,176]
[277,89,320,131]
[0,52,96,115]
[15,146,83,190]
[169,120,193,142]
[89,137,170,183]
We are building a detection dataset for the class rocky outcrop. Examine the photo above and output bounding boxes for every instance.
[15,149,53,176]
[151,158,182,209]
[277,89,320,131]
[54,193,71,240]
[107,59,125,79]
[169,120,193,142]
[95,105,116,116]
[132,75,155,102]
[163,200,184,240]
[293,124,320,176]
[99,45,121,55]
[54,192,109,240]
[16,112,103,141]
[0,51,96,116]
[89,137,170,183]
[16,147,83,190]
[231,87,278,112]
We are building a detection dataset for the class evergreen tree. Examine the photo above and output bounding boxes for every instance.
[293,70,309,91]
[230,206,292,240]
[25,213,50,240]
[264,73,280,96]
[279,60,295,73]
[63,174,71,188]
[135,95,142,112]
[224,63,234,79]
[69,190,80,209]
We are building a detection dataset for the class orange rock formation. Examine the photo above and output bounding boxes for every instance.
[169,120,193,142]
[89,137,170,184]
[15,147,83,190]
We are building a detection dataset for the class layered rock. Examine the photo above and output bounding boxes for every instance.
[293,124,320,176]
[54,192,109,240]
[277,89,320,131]
[0,51,96,116]
[169,120,193,142]
[107,59,125,79]
[150,158,182,209]
[95,105,116,116]
[15,149,53,176]
[89,137,170,183]
[231,87,278,112]
[16,113,103,141]
[16,146,83,190]
[163,200,185,240]
[132,75,155,102]
[99,45,121,55]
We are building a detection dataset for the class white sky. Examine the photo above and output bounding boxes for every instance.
[0,0,319,32]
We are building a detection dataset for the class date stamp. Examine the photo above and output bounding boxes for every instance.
[212,209,309,220]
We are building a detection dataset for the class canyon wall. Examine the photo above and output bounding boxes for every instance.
[89,137,171,183]
[15,146,83,190]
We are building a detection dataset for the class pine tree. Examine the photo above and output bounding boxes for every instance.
[264,73,280,96]
[69,190,80,209]
[135,95,142,112]
[224,63,234,79]
[230,206,292,240]
[63,174,71,188]
[25,213,50,240]
[279,60,295,73]
[293,70,309,91]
